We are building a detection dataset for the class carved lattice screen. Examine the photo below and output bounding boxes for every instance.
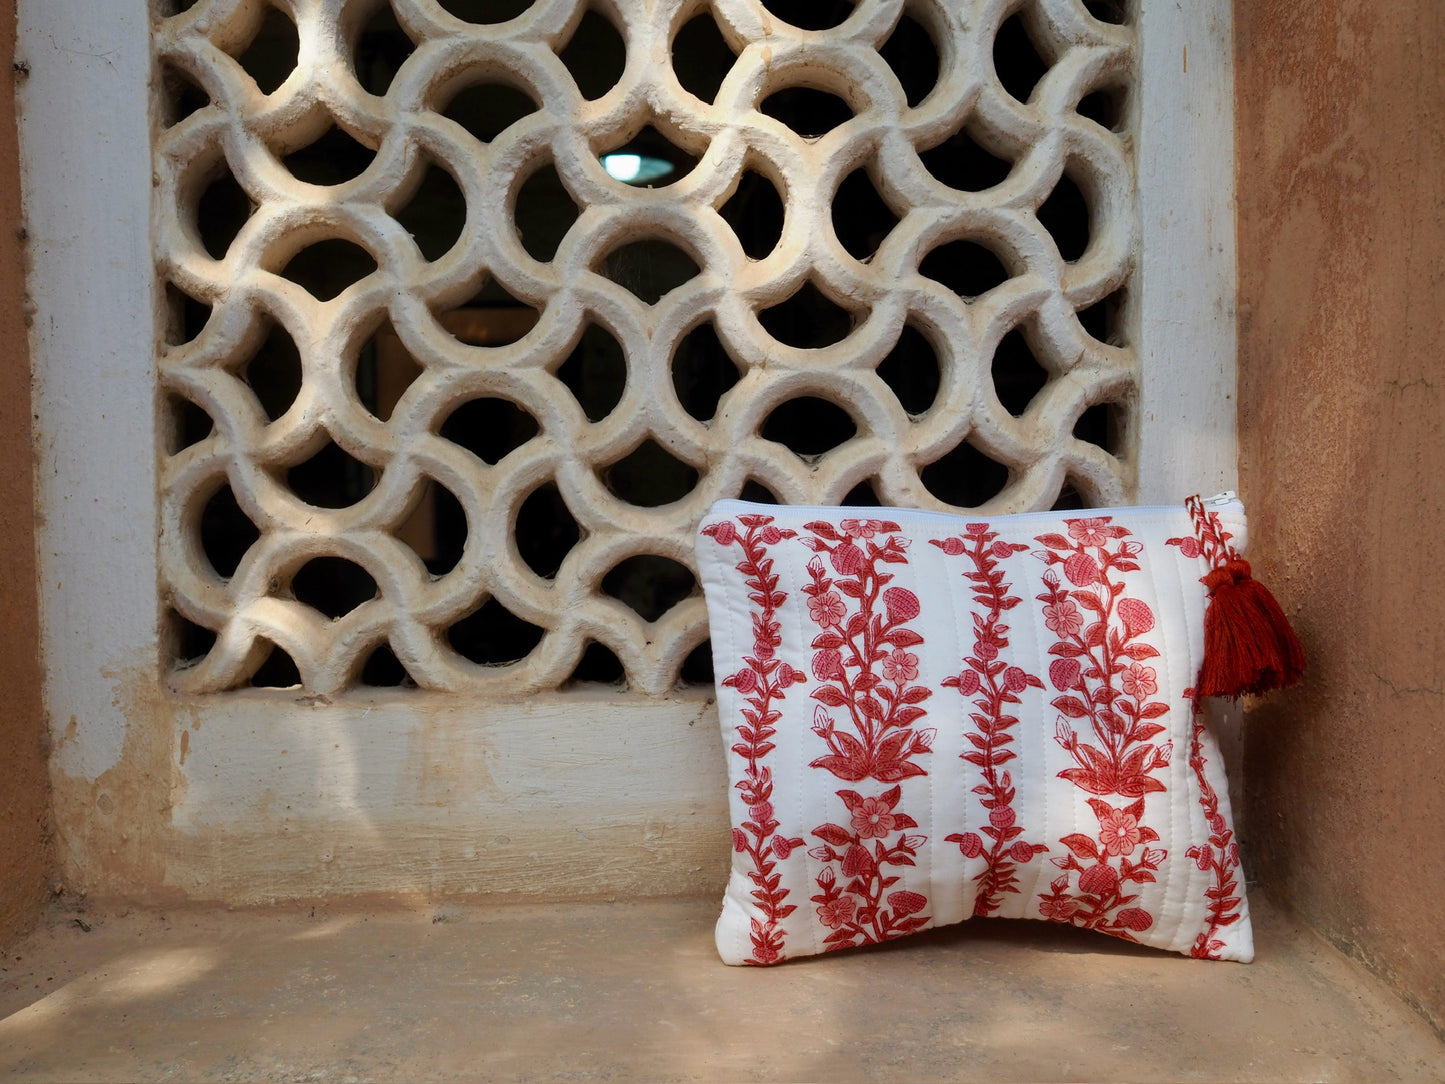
[156,0,1136,698]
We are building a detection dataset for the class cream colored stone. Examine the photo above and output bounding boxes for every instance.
[154,0,1139,697]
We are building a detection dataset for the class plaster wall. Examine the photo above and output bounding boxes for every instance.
[0,0,52,946]
[1236,0,1445,1032]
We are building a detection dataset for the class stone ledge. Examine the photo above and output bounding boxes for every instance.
[2,895,1441,1082]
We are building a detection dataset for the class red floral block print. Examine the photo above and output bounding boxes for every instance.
[1169,504,1248,959]
[1184,703,1244,959]
[698,496,1259,965]
[1033,517,1170,942]
[799,518,932,948]
[1168,495,1238,567]
[701,514,807,964]
[932,524,1049,916]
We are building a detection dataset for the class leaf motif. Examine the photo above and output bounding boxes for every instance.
[1121,643,1161,661]
[1052,695,1089,719]
[812,822,853,847]
[1058,766,1115,795]
[876,733,911,763]
[874,759,929,782]
[885,628,925,648]
[1116,772,1169,798]
[1059,833,1100,860]
[810,755,869,782]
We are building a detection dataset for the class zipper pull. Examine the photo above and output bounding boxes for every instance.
[1204,490,1239,507]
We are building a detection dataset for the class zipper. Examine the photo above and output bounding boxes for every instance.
[707,491,1244,523]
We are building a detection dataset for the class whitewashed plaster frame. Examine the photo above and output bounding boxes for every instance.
[18,0,1237,901]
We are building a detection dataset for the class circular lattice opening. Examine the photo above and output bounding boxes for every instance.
[159,0,1138,693]
[236,6,298,96]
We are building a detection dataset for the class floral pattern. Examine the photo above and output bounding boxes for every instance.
[701,514,808,964]
[799,518,933,949]
[697,499,1255,965]
[1184,705,1244,958]
[932,523,1049,916]
[1032,517,1170,942]
[1168,497,1248,959]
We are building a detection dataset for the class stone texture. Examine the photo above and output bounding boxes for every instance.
[1235,0,1445,1033]
[2,896,1442,1082]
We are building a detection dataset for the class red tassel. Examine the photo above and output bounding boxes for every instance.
[1197,558,1306,698]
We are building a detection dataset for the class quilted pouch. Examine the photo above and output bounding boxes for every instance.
[695,494,1302,966]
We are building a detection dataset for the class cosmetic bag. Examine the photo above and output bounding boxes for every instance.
[695,494,1302,965]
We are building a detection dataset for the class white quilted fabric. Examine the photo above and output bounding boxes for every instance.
[696,498,1251,965]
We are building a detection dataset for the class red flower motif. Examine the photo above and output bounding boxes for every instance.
[1121,663,1158,699]
[1049,657,1083,692]
[1043,598,1083,637]
[955,669,982,696]
[801,517,932,949]
[950,831,984,858]
[1067,518,1111,546]
[831,542,865,574]
[808,590,846,627]
[1115,907,1154,932]
[1078,862,1120,897]
[839,518,884,538]
[1039,895,1081,922]
[882,649,919,683]
[988,805,1016,829]
[882,586,921,623]
[937,522,1048,919]
[817,895,856,929]
[1063,552,1101,586]
[1117,597,1155,636]
[851,796,898,839]
[711,515,805,964]
[1033,516,1172,946]
[888,890,928,917]
[772,835,803,859]
[1097,808,1142,857]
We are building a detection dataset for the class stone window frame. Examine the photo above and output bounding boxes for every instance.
[18,0,1237,901]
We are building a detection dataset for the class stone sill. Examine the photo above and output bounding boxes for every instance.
[2,896,1442,1081]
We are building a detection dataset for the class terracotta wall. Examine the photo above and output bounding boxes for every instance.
[0,0,52,946]
[1236,2,1445,1031]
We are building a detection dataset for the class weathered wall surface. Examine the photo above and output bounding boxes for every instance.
[1236,1,1445,1031]
[0,0,52,945]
